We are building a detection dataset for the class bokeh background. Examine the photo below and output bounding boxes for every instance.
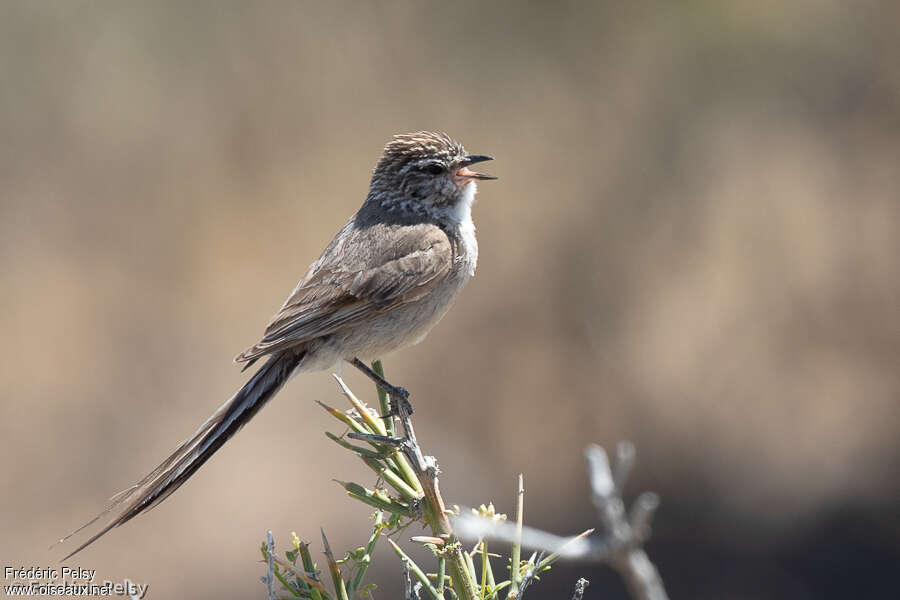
[2,2,898,598]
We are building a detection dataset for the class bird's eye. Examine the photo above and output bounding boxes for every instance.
[422,163,444,175]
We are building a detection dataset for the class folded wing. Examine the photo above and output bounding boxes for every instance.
[235,224,453,365]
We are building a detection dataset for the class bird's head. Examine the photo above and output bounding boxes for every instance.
[368,131,496,219]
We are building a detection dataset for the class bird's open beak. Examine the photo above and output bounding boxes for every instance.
[457,154,498,181]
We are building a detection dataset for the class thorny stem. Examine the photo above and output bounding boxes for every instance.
[321,529,349,600]
[350,359,478,600]
[372,360,395,437]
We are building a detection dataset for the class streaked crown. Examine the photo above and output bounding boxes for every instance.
[380,131,465,165]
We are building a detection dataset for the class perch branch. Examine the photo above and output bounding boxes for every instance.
[344,363,478,600]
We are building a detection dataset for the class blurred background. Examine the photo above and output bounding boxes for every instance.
[2,1,898,598]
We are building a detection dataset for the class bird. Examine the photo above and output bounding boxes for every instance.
[59,131,496,559]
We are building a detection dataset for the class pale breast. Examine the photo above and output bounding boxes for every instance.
[294,185,480,370]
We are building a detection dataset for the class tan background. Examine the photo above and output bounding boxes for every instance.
[2,2,898,598]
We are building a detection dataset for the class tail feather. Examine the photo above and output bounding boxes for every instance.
[58,351,303,560]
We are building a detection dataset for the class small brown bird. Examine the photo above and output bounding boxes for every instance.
[59,132,496,559]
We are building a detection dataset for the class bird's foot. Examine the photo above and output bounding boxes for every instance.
[384,387,413,419]
[350,358,414,417]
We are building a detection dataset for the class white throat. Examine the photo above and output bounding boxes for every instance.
[448,182,478,276]
[448,181,476,224]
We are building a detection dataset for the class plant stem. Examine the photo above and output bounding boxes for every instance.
[371,360,394,437]
[389,539,444,600]
[298,542,326,600]
[321,529,349,600]
[420,474,477,600]
[436,555,446,595]
[508,475,524,599]
[481,541,496,599]
[350,512,383,594]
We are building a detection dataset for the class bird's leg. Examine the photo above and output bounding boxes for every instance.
[350,358,413,417]
[348,358,429,472]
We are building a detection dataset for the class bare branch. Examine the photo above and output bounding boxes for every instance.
[585,445,668,600]
[612,442,636,496]
[455,516,593,559]
[628,492,660,544]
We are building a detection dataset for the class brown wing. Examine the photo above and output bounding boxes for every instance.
[235,223,453,365]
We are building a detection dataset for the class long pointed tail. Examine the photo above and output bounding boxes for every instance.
[58,350,303,560]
